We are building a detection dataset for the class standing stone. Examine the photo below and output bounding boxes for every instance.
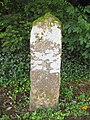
[30,13,62,111]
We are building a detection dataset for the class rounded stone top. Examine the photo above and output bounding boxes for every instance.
[33,12,62,29]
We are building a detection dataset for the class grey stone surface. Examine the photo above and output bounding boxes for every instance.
[30,13,62,111]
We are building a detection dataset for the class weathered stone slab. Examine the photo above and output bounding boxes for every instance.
[30,13,62,111]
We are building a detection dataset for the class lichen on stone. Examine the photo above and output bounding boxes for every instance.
[30,12,62,111]
[33,12,62,29]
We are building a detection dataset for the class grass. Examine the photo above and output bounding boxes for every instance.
[0,58,90,120]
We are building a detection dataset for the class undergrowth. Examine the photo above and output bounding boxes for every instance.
[0,58,90,120]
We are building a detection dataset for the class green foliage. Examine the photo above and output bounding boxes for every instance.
[76,93,86,101]
[0,58,90,119]
[0,0,90,119]
[0,0,90,62]
[0,0,30,16]
[62,5,90,60]
[62,86,73,101]
[0,115,10,120]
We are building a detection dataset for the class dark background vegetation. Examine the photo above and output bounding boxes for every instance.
[0,0,90,119]
[0,0,90,82]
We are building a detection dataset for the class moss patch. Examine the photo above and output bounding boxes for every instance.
[33,12,62,29]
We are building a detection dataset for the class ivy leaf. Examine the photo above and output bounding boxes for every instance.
[0,33,6,38]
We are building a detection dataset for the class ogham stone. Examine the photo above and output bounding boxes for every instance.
[30,13,62,111]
